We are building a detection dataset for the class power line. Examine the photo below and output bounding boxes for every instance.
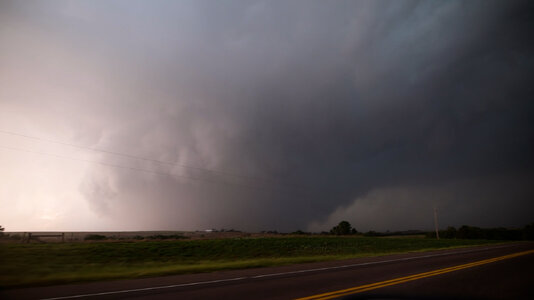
[0,144,310,197]
[0,129,304,191]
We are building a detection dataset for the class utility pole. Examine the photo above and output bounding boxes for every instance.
[434,206,440,240]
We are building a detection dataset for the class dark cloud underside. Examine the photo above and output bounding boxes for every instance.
[1,0,533,231]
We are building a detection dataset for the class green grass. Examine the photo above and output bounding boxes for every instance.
[0,236,502,288]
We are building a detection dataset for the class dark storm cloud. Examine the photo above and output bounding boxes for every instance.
[4,0,533,231]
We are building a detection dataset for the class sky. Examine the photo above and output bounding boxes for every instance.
[1,0,533,232]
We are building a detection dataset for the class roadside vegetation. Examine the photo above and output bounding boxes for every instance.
[426,224,534,240]
[0,235,502,288]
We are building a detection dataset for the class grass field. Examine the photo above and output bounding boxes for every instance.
[0,236,502,288]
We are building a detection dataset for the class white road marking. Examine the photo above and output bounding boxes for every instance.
[41,277,247,300]
[250,244,513,278]
[40,244,516,300]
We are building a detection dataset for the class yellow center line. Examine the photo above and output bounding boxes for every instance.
[296,249,534,300]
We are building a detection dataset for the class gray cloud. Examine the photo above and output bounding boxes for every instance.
[2,0,533,231]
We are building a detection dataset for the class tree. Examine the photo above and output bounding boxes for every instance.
[524,223,534,240]
[443,226,457,239]
[0,225,4,236]
[330,221,355,235]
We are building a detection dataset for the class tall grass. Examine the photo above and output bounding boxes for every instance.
[0,236,501,287]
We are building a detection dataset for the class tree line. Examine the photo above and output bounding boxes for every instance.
[426,223,534,240]
[2,222,532,240]
[325,221,534,240]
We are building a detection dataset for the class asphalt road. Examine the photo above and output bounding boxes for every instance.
[2,242,533,300]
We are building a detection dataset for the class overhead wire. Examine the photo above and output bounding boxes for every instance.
[0,144,311,197]
[0,129,305,191]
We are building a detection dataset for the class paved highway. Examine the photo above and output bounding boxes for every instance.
[2,242,532,300]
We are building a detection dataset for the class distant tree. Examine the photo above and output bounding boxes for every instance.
[84,234,106,241]
[524,223,534,240]
[443,226,457,239]
[427,223,533,241]
[365,230,380,237]
[457,225,484,239]
[457,225,471,239]
[330,221,354,235]
[0,225,4,236]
